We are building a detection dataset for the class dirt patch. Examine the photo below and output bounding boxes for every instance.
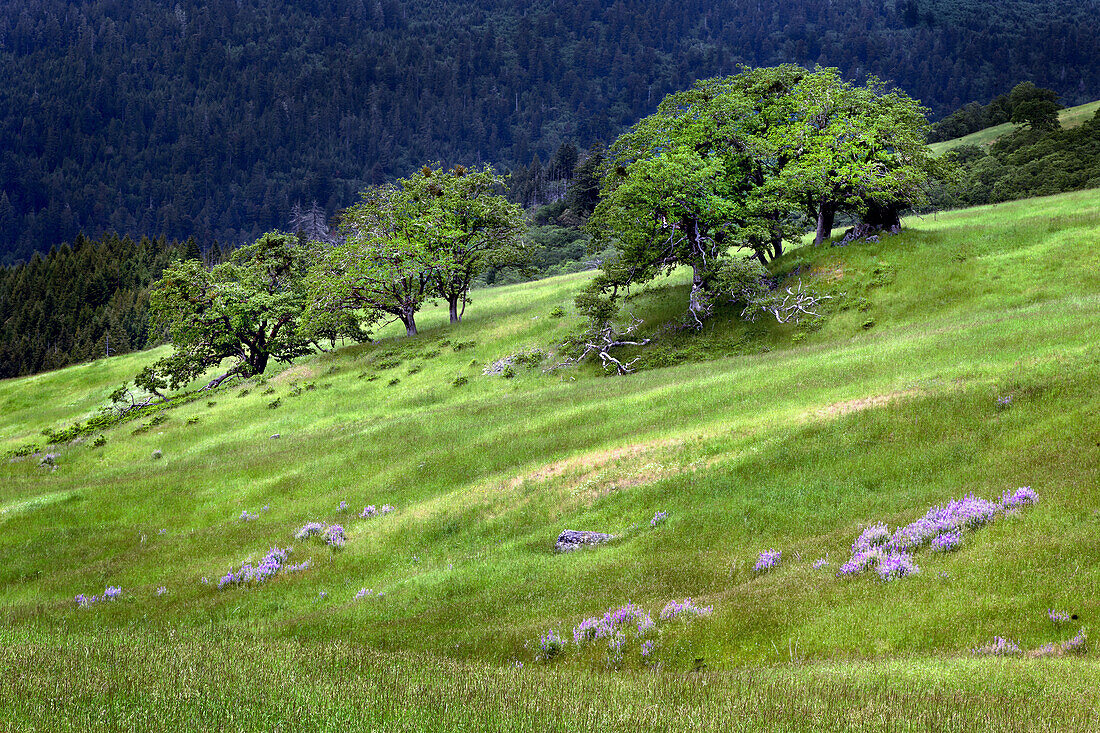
[271,364,319,385]
[809,390,919,420]
[508,438,682,491]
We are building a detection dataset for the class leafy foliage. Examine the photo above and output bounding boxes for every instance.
[137,232,316,394]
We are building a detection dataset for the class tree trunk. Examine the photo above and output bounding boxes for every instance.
[402,313,418,337]
[448,295,461,324]
[250,351,269,376]
[814,202,836,246]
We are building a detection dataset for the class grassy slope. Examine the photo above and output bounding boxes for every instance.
[2,189,1100,729]
[929,99,1100,155]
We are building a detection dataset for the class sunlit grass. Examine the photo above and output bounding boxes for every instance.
[1,188,1099,728]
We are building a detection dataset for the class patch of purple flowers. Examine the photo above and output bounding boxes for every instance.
[218,546,290,590]
[239,510,258,521]
[754,549,782,572]
[324,524,346,548]
[573,602,654,644]
[1049,609,1070,624]
[840,487,1037,581]
[538,629,564,661]
[930,531,962,553]
[286,559,311,573]
[74,585,122,607]
[360,505,377,518]
[650,511,667,527]
[813,556,830,569]
[295,522,327,540]
[659,598,713,621]
[996,394,1013,410]
[1063,629,1088,655]
[972,636,1022,656]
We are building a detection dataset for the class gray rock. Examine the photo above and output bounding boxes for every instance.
[554,529,614,553]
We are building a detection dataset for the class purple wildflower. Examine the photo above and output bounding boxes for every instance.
[239,510,258,521]
[650,511,667,527]
[875,551,919,581]
[754,549,782,572]
[156,586,167,596]
[996,394,1013,409]
[853,522,891,553]
[337,500,348,512]
[295,522,327,540]
[659,598,714,621]
[381,505,395,514]
[1049,609,1070,624]
[573,602,655,645]
[930,531,962,552]
[74,594,90,607]
[103,586,122,601]
[355,588,373,600]
[973,636,1022,656]
[218,546,290,589]
[285,559,311,573]
[640,639,656,658]
[1063,629,1088,655]
[318,591,327,600]
[324,524,346,548]
[359,505,378,519]
[813,556,830,569]
[1001,486,1037,510]
[538,629,564,661]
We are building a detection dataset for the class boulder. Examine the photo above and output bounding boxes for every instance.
[554,529,614,553]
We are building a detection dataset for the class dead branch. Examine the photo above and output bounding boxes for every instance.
[550,316,651,375]
[741,279,835,324]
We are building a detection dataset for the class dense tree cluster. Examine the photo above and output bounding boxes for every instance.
[928,83,1064,141]
[0,233,191,378]
[582,66,951,327]
[938,110,1100,207]
[3,0,1100,264]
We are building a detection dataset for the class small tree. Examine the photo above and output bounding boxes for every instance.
[134,231,316,396]
[415,165,528,323]
[303,182,435,337]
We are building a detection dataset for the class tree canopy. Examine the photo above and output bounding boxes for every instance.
[583,66,952,325]
[136,231,314,396]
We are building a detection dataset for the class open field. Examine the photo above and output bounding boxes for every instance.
[929,99,1100,155]
[2,189,1099,729]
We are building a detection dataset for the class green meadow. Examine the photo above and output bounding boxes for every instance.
[1,189,1099,730]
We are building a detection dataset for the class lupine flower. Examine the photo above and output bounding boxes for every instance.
[157,528,167,535]
[261,505,270,513]
[156,586,167,596]
[875,551,919,581]
[103,586,122,600]
[355,588,373,600]
[218,546,290,589]
[1063,629,1088,655]
[838,547,883,576]
[640,640,656,658]
[295,522,327,540]
[973,636,1022,656]
[930,531,962,552]
[659,598,713,621]
[381,505,395,514]
[337,501,348,512]
[754,549,782,572]
[813,556,830,569]
[318,591,327,600]
[324,525,346,548]
[286,559,312,573]
[74,594,90,607]
[573,603,654,644]
[650,511,667,527]
[538,629,564,661]
[360,505,378,519]
[1049,609,1070,624]
[996,395,1013,409]
[1001,486,1037,510]
[239,510,258,521]
[853,522,891,553]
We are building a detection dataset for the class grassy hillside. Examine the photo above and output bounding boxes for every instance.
[2,189,1099,730]
[930,99,1100,154]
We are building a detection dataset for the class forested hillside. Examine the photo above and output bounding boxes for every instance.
[2,0,1100,263]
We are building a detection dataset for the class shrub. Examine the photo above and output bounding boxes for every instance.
[152,449,163,460]
[267,399,281,409]
[549,306,566,318]
[92,435,107,447]
[452,376,468,387]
